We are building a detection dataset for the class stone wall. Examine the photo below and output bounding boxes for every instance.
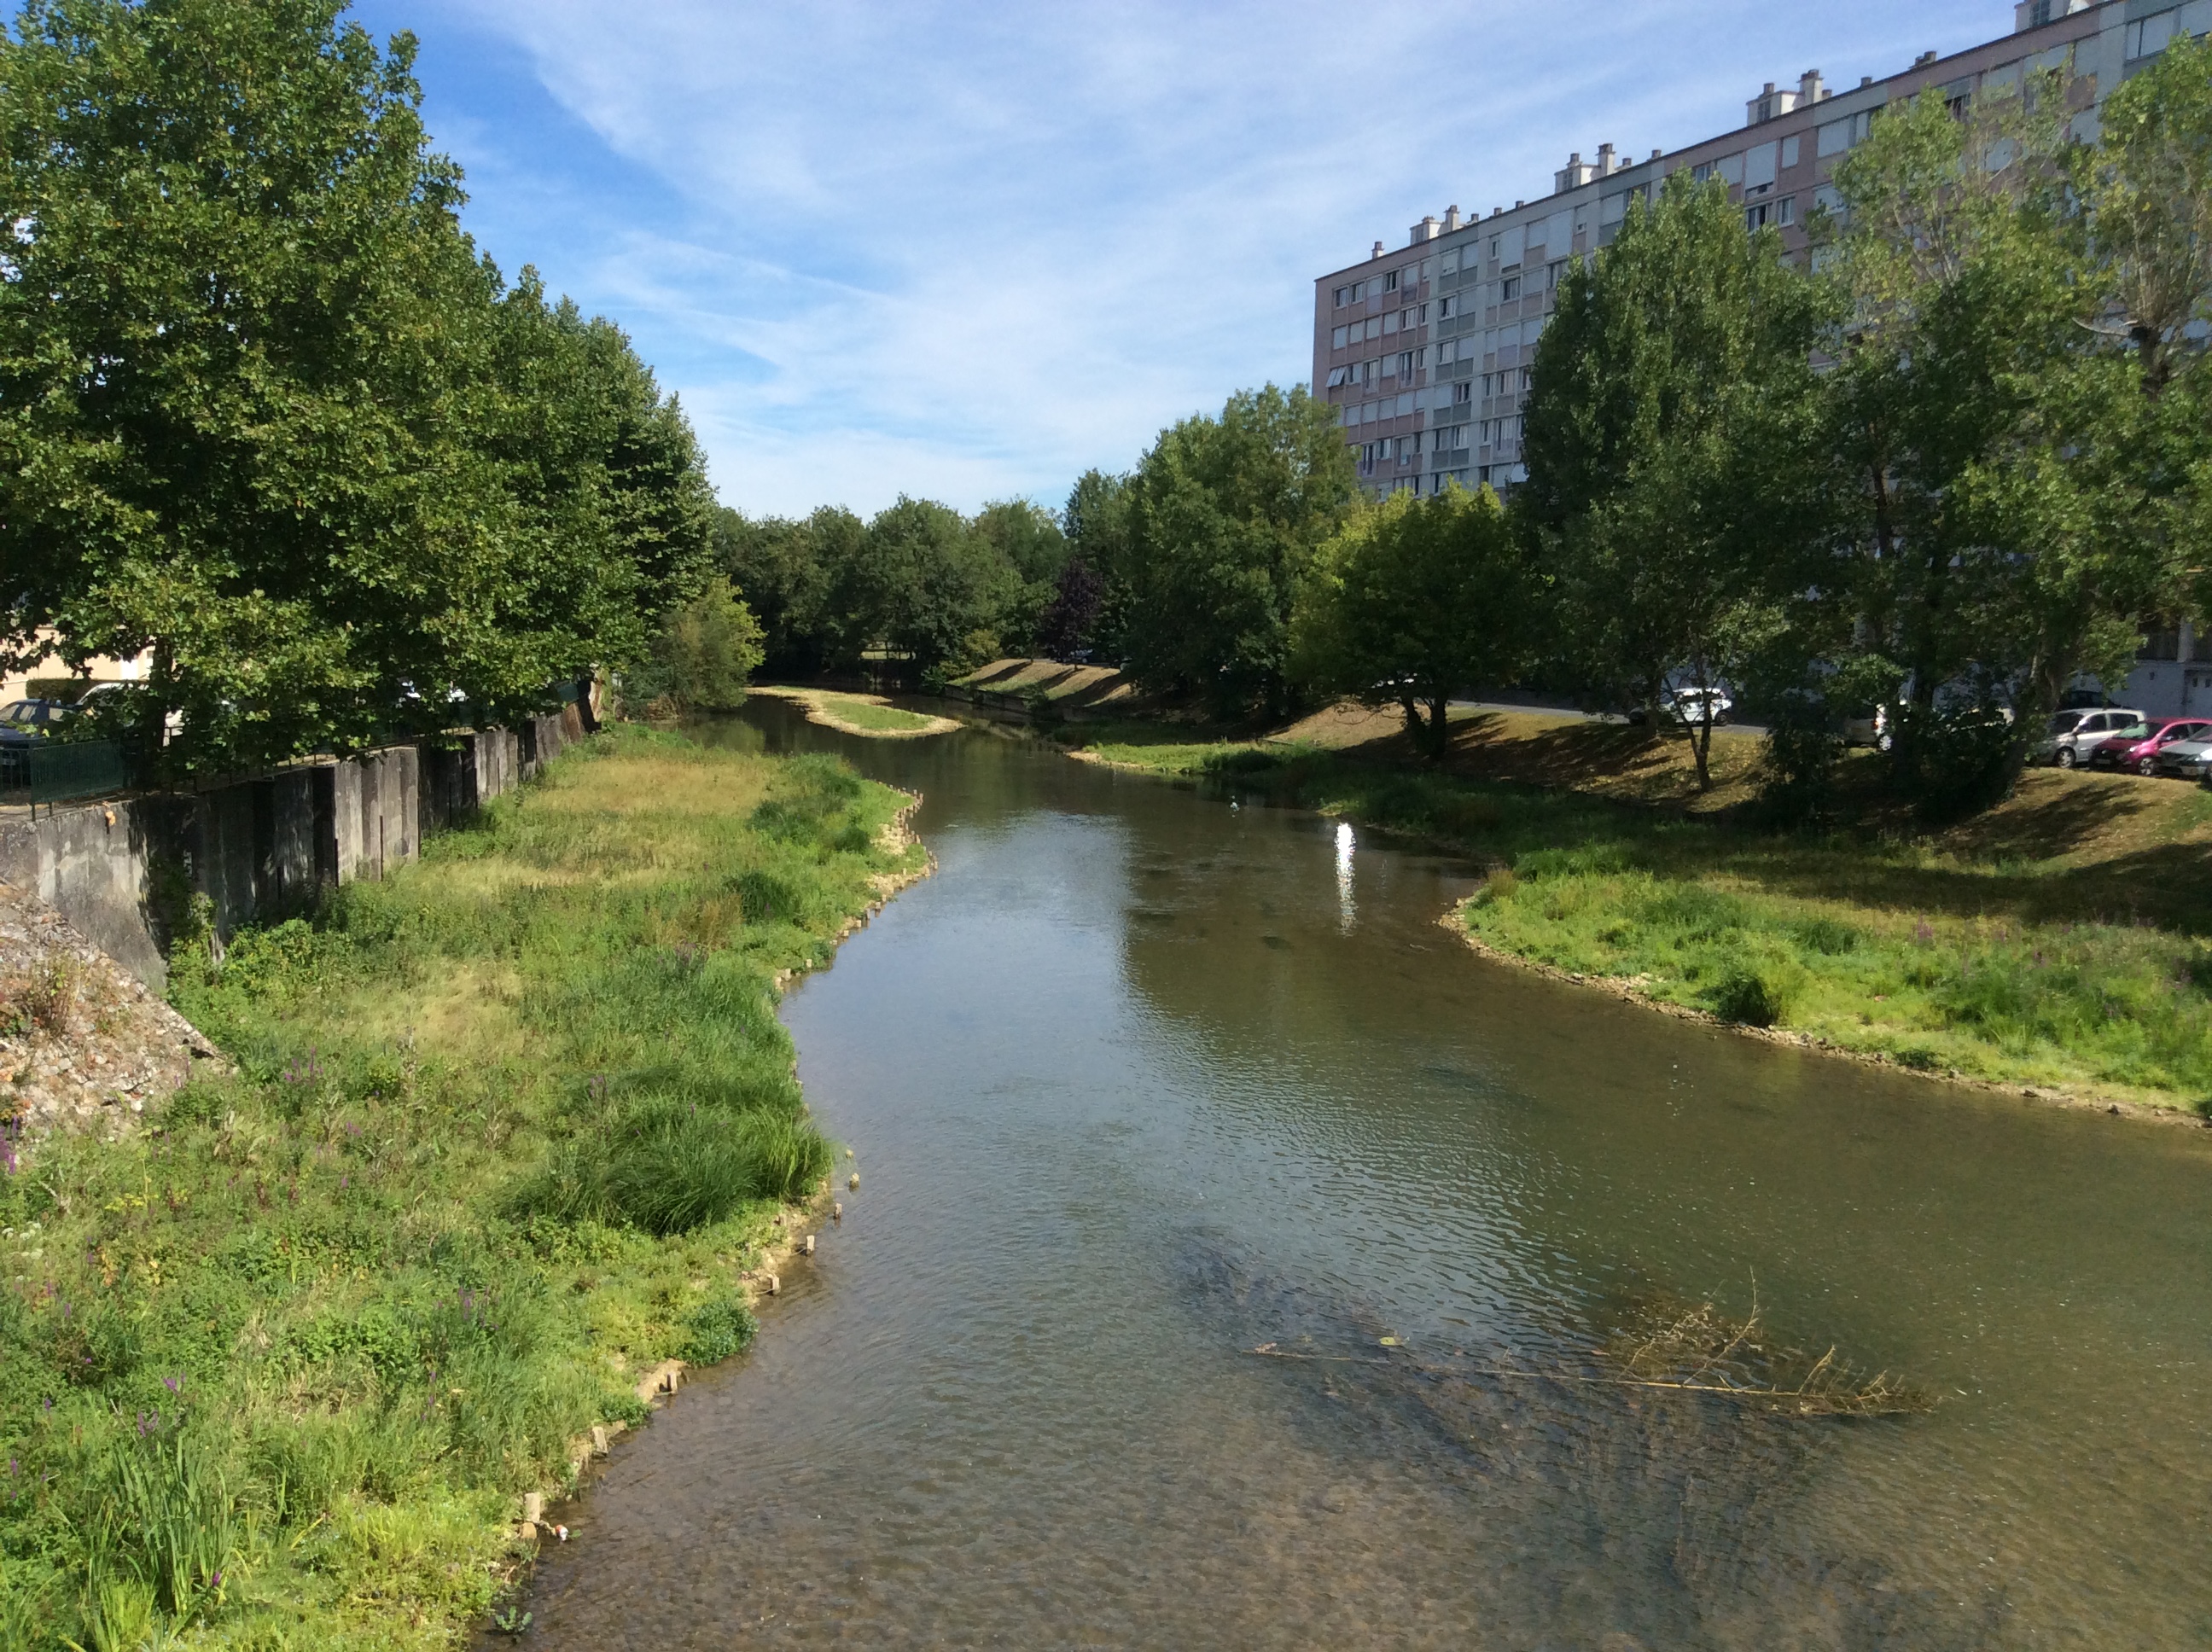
[0,707,587,989]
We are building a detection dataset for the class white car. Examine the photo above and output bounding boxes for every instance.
[1660,686,1733,727]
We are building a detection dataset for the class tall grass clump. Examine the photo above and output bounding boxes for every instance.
[0,727,923,1649]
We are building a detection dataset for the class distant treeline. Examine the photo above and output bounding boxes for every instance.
[717,498,1070,684]
[729,46,2212,822]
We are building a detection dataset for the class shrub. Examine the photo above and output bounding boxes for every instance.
[680,1298,758,1366]
[1708,962,1800,1027]
[1787,916,1861,957]
[1755,710,1845,827]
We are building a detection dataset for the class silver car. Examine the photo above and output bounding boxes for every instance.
[2155,734,2212,781]
[2037,707,2145,769]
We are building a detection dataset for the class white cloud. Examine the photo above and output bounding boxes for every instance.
[408,0,2011,517]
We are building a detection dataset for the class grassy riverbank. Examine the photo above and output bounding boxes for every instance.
[0,729,924,1649]
[1065,718,2212,1114]
[750,686,958,738]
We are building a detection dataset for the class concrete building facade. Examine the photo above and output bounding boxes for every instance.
[1311,0,2205,501]
[1307,0,2212,715]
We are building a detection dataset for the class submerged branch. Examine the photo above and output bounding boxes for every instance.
[1247,1294,1938,1421]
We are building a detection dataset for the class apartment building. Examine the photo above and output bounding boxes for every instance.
[1310,0,2205,503]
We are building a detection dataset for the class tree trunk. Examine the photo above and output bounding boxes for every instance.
[1423,694,1451,761]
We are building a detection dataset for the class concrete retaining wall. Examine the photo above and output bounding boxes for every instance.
[0,711,588,990]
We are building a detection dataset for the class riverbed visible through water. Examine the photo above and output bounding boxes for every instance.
[522,699,2212,1649]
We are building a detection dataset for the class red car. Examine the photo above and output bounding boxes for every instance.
[2087,716,2212,777]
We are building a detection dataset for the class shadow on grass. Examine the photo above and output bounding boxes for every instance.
[1190,741,2212,938]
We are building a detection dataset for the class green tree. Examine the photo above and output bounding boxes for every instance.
[718,506,860,678]
[1055,468,1135,660]
[632,577,764,712]
[1123,385,1357,715]
[1522,173,1829,789]
[2081,37,2212,629]
[1819,76,2173,808]
[971,498,1067,653]
[1289,483,1531,759]
[0,0,714,773]
[837,497,1020,679]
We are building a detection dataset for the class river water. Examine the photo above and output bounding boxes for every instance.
[524,700,2212,1649]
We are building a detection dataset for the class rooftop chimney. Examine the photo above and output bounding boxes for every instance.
[2013,0,2087,32]
[1914,50,1938,67]
[1371,241,1386,260]
[1443,204,1463,230]
[1410,214,1442,246]
[1748,77,1810,125]
[1799,69,1827,104]
[1597,142,1619,177]
[1554,151,1598,194]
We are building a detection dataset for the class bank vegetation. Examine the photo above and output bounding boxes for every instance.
[0,731,925,1649]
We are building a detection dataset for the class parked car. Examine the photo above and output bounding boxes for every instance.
[2036,707,2144,769]
[0,698,79,784]
[1842,705,1894,752]
[2092,717,2212,777]
[2155,733,2212,782]
[1660,686,1733,727]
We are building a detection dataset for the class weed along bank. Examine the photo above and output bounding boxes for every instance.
[0,728,928,1649]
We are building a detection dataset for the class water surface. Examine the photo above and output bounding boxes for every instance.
[526,701,2212,1648]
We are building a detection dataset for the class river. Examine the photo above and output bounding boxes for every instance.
[521,699,2212,1649]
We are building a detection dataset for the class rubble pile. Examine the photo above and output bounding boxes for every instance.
[0,881,218,1154]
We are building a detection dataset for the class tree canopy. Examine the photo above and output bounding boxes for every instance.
[1121,384,1356,716]
[1289,482,1531,759]
[0,0,716,772]
[1522,172,1830,788]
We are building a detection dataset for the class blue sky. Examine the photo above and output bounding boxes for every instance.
[346,0,2011,520]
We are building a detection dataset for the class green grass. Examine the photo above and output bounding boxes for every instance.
[817,695,932,732]
[0,728,923,1649]
[1087,742,2212,1109]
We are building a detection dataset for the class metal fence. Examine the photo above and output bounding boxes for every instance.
[0,739,129,815]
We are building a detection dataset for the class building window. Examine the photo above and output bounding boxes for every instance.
[1501,276,1521,300]
[2128,12,2184,59]
[2140,625,2182,662]
[1816,109,1876,159]
[1383,270,1400,293]
[1397,350,1416,379]
[1331,325,1348,349]
[1453,381,1472,404]
[1437,294,1456,320]
[1324,367,1348,388]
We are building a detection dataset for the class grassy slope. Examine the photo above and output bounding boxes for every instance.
[0,729,924,1650]
[1062,707,2212,1112]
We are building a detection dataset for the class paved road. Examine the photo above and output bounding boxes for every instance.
[1449,698,1771,737]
